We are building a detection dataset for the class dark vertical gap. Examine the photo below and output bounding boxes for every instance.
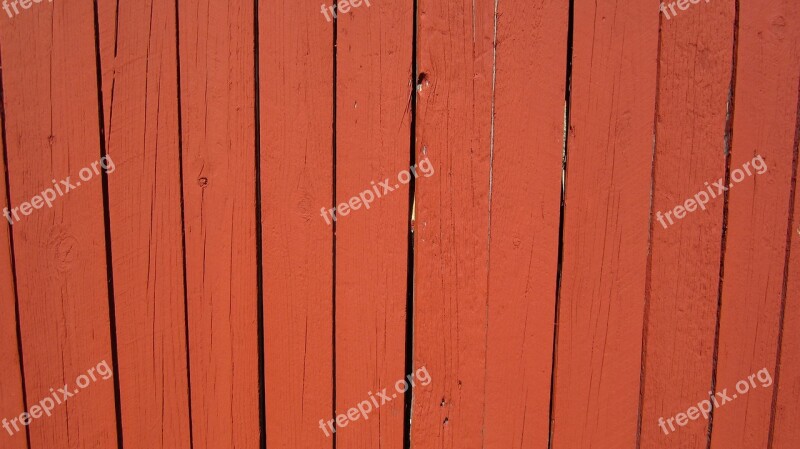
[174,0,195,446]
[766,75,800,449]
[403,0,418,447]
[331,9,338,448]
[91,1,125,448]
[0,49,33,449]
[706,1,740,446]
[253,0,266,447]
[635,3,664,447]
[546,0,574,446]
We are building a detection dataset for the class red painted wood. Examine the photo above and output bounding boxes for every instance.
[710,1,800,448]
[0,90,29,449]
[99,0,192,447]
[335,0,413,448]
[482,0,567,447]
[640,2,736,448]
[260,1,334,448]
[551,1,658,448]
[0,4,797,448]
[772,144,800,449]
[178,0,260,447]
[411,0,494,447]
[0,2,119,448]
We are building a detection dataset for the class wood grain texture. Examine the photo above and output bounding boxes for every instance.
[99,0,192,447]
[772,127,800,449]
[335,0,413,447]
[411,0,494,447]
[178,0,260,447]
[481,0,567,448]
[97,0,117,149]
[260,1,334,448]
[0,1,119,448]
[709,1,800,448]
[639,1,736,448]
[551,1,658,448]
[0,89,29,449]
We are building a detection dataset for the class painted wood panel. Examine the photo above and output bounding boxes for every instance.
[710,1,800,448]
[0,1,120,447]
[0,74,29,449]
[99,0,192,447]
[640,1,736,448]
[411,0,495,447]
[178,0,260,447]
[482,0,568,448]
[260,1,334,448]
[335,0,414,448]
[551,1,658,448]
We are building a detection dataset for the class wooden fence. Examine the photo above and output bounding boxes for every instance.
[0,0,798,448]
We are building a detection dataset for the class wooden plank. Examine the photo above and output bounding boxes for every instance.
[481,0,567,447]
[0,87,29,449]
[411,0,494,446]
[334,0,413,447]
[178,0,260,447]
[772,132,800,448]
[0,2,119,448]
[97,0,117,147]
[550,0,658,448]
[709,1,800,448]
[98,0,192,447]
[259,1,334,448]
[639,1,736,447]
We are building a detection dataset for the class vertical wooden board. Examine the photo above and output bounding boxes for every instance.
[550,0,658,448]
[260,1,334,448]
[97,0,117,147]
[178,0,259,447]
[0,99,29,449]
[411,0,494,447]
[0,2,119,448]
[709,1,800,448]
[640,1,736,448]
[335,0,413,448]
[481,0,567,448]
[99,0,192,447]
[772,138,800,449]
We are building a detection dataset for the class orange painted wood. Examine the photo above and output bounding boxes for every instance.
[411,0,494,446]
[551,1,658,448]
[0,96,28,449]
[99,0,192,447]
[259,2,334,448]
[97,0,116,149]
[481,0,567,447]
[709,1,800,448]
[639,2,736,448]
[335,0,413,448]
[0,2,119,448]
[178,0,260,447]
[772,138,800,448]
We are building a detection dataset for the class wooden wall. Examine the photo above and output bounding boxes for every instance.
[0,0,798,448]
